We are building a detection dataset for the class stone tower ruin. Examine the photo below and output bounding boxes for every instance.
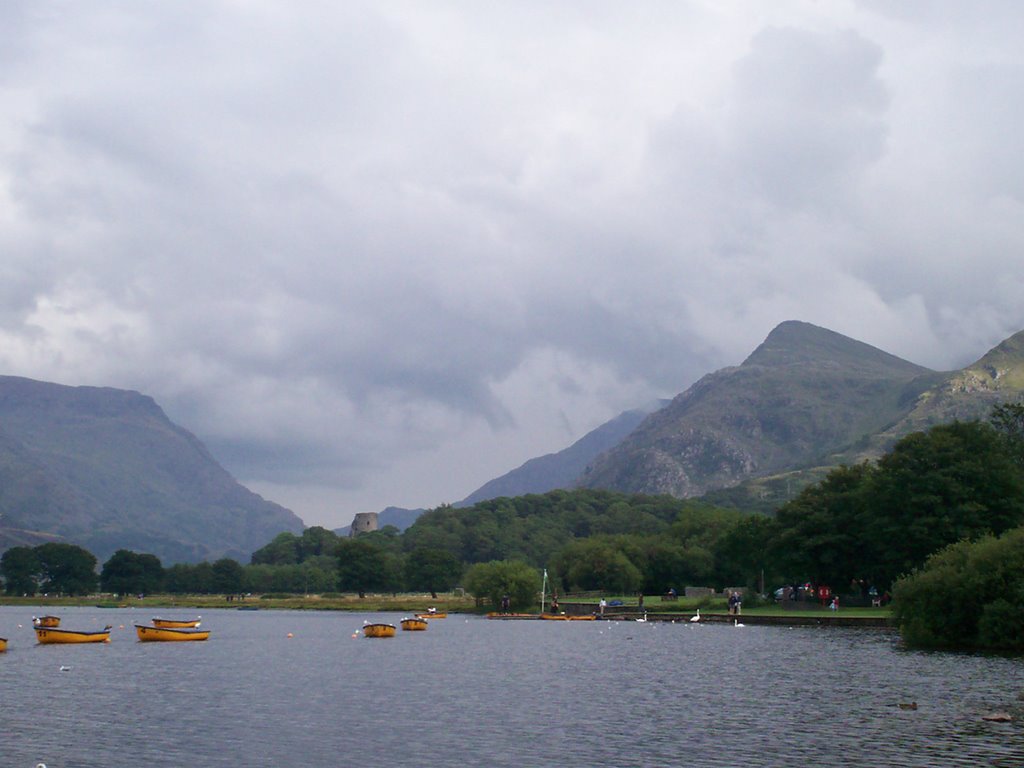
[349,511,379,537]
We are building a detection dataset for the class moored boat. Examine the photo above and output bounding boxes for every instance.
[400,617,428,631]
[33,615,61,628]
[540,613,569,620]
[35,626,112,644]
[414,611,447,619]
[135,624,210,642]
[363,622,397,638]
[152,617,202,628]
[0,637,7,652]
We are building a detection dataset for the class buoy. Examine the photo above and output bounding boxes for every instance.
[287,633,294,638]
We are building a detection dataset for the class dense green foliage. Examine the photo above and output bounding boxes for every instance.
[463,560,541,609]
[33,543,99,595]
[1,542,99,595]
[100,549,165,595]
[893,528,1024,651]
[768,420,1024,591]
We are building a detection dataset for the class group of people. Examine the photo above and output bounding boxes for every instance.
[727,591,743,615]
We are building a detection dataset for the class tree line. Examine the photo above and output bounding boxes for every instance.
[4,404,1024,651]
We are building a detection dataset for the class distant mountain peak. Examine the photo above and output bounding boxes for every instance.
[742,320,928,376]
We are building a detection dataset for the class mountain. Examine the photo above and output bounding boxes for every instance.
[458,401,666,506]
[0,376,304,564]
[578,321,948,498]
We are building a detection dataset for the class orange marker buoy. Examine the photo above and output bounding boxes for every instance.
[287,633,294,638]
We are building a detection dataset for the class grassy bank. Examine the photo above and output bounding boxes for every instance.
[0,592,893,620]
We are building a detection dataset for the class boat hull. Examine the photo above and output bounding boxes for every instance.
[152,617,201,628]
[0,637,7,652]
[363,623,397,638]
[415,612,446,619]
[135,624,210,642]
[33,615,61,628]
[400,618,428,631]
[35,626,111,644]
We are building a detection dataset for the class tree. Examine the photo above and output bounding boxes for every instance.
[404,548,463,598]
[337,538,391,597]
[865,421,1024,587]
[553,538,642,594]
[34,542,98,595]
[893,527,1024,651]
[100,549,165,595]
[250,532,300,565]
[463,560,541,610]
[770,463,874,588]
[1,546,40,596]
[211,558,245,594]
[990,401,1024,469]
[296,526,340,560]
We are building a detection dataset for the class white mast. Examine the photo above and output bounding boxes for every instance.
[540,569,548,614]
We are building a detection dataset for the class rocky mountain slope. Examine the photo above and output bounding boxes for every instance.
[577,321,996,498]
[0,376,304,564]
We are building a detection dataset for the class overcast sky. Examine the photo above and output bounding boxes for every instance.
[3,2,1024,529]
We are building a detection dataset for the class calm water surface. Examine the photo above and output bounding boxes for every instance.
[2,606,1023,767]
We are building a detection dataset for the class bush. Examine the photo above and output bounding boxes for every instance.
[893,526,1024,650]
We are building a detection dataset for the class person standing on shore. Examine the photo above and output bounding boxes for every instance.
[599,597,606,616]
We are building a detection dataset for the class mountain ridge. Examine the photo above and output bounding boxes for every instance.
[0,376,304,564]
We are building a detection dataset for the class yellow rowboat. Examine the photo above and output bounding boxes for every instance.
[0,637,7,652]
[400,617,428,631]
[33,615,61,628]
[135,624,210,642]
[567,615,596,621]
[415,612,447,619]
[540,613,569,620]
[152,617,201,628]
[363,622,397,638]
[35,626,111,644]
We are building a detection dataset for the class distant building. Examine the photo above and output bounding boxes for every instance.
[349,512,379,537]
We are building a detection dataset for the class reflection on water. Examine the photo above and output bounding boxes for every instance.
[2,606,1023,767]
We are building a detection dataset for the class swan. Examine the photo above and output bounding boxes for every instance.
[635,613,648,623]
[734,619,744,627]
[689,609,700,623]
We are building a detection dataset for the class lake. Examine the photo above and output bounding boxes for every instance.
[2,605,1023,767]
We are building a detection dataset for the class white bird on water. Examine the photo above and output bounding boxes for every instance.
[734,619,744,628]
[59,666,71,672]
[689,609,700,623]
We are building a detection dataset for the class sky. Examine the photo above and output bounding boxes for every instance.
[3,1,1024,529]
